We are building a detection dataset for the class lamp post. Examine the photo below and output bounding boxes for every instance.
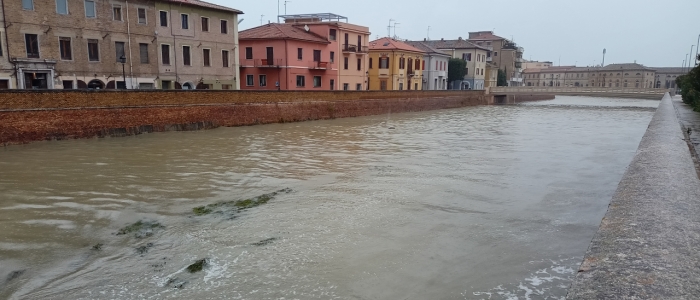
[119,54,127,89]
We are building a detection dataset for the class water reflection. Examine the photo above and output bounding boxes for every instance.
[0,96,658,299]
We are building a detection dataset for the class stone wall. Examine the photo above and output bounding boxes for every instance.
[0,90,490,145]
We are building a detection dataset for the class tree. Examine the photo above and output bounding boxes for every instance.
[676,64,700,111]
[497,69,508,86]
[448,58,467,88]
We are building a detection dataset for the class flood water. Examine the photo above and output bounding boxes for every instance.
[0,96,659,300]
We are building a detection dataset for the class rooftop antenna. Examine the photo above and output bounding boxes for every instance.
[284,1,291,15]
[238,18,244,25]
[393,22,400,39]
[388,19,395,37]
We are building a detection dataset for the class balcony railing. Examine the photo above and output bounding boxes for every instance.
[310,61,332,70]
[253,58,284,67]
[342,44,357,52]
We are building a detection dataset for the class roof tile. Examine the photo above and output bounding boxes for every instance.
[239,23,329,44]
[165,0,242,14]
[369,37,425,53]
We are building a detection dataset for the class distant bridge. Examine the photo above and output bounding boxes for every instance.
[489,87,668,100]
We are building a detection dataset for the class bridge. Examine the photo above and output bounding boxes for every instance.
[489,86,668,100]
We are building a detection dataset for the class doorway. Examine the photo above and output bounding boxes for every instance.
[24,72,48,89]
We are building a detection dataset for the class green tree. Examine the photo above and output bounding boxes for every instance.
[497,69,508,86]
[448,58,467,87]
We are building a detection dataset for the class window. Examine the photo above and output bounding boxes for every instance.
[297,48,303,60]
[203,49,210,66]
[220,20,228,34]
[330,79,335,90]
[62,80,73,89]
[246,74,254,86]
[380,80,387,90]
[494,52,498,57]
[245,47,253,59]
[22,0,33,10]
[115,42,125,62]
[181,14,189,29]
[162,80,172,89]
[399,83,403,90]
[56,0,68,14]
[201,17,209,32]
[59,37,71,60]
[25,34,39,58]
[0,36,3,56]
[296,75,305,87]
[342,57,348,70]
[139,43,149,64]
[313,76,321,88]
[161,44,170,65]
[466,53,472,61]
[422,60,425,70]
[84,0,96,18]
[259,75,267,87]
[343,83,349,90]
[313,50,321,62]
[357,58,361,71]
[329,29,336,41]
[369,58,373,69]
[160,11,168,27]
[330,52,335,63]
[182,46,191,66]
[356,83,362,91]
[415,59,420,70]
[88,39,99,61]
[379,57,389,69]
[138,8,147,24]
[222,50,229,67]
[113,5,122,21]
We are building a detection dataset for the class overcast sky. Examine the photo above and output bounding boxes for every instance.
[211,0,700,67]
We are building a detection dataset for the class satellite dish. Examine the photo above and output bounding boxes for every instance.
[304,25,309,32]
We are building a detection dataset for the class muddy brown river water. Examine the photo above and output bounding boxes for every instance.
[0,96,659,299]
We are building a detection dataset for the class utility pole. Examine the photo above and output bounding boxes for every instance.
[685,54,689,73]
[691,45,696,70]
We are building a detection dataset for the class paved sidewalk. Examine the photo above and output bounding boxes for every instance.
[672,96,700,169]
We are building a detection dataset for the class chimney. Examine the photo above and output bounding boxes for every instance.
[423,38,426,41]
[458,37,462,41]
[441,38,444,41]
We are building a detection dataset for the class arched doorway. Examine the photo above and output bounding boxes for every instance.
[88,79,105,90]
[182,82,194,90]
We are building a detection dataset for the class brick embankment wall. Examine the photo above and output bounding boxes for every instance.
[0,90,490,145]
[567,94,700,299]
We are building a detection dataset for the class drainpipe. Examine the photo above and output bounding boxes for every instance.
[284,39,288,90]
[1,0,18,88]
[169,3,178,88]
[126,1,134,89]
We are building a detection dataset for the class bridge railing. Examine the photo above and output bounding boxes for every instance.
[489,87,668,94]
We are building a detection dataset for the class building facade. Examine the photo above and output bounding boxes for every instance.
[652,67,686,89]
[523,63,658,88]
[281,14,370,91]
[484,62,498,88]
[405,41,449,90]
[238,23,338,90]
[155,0,241,90]
[468,31,524,86]
[0,2,12,88]
[420,38,489,90]
[368,37,424,91]
[521,60,553,70]
[0,0,240,90]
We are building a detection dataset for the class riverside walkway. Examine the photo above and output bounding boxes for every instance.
[490,87,667,100]
[567,94,700,298]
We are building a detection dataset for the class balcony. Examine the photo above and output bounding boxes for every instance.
[356,46,369,54]
[252,59,284,67]
[310,61,332,70]
[342,44,357,53]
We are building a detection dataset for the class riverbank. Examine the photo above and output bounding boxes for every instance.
[0,90,496,145]
[567,94,700,298]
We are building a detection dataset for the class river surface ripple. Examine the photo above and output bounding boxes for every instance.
[0,96,658,299]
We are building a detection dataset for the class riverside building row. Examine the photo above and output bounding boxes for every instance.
[0,0,242,90]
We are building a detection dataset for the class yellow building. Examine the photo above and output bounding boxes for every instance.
[368,37,425,90]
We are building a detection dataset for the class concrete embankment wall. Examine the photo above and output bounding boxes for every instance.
[567,94,700,298]
[0,90,491,145]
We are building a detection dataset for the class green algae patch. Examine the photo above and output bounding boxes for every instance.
[186,259,207,273]
[192,188,292,216]
[116,220,164,238]
[251,237,278,246]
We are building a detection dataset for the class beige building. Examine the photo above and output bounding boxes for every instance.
[155,0,242,90]
[521,60,553,70]
[468,31,524,86]
[2,0,160,89]
[652,67,686,89]
[484,62,498,88]
[281,13,371,90]
[523,63,657,88]
[420,38,489,90]
[0,3,12,89]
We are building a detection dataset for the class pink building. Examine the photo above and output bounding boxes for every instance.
[239,23,337,90]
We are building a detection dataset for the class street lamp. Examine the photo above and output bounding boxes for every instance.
[119,54,127,89]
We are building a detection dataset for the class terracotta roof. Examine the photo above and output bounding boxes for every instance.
[468,31,506,41]
[419,39,490,51]
[239,23,329,44]
[600,63,654,71]
[403,41,450,56]
[369,37,425,53]
[166,0,242,14]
